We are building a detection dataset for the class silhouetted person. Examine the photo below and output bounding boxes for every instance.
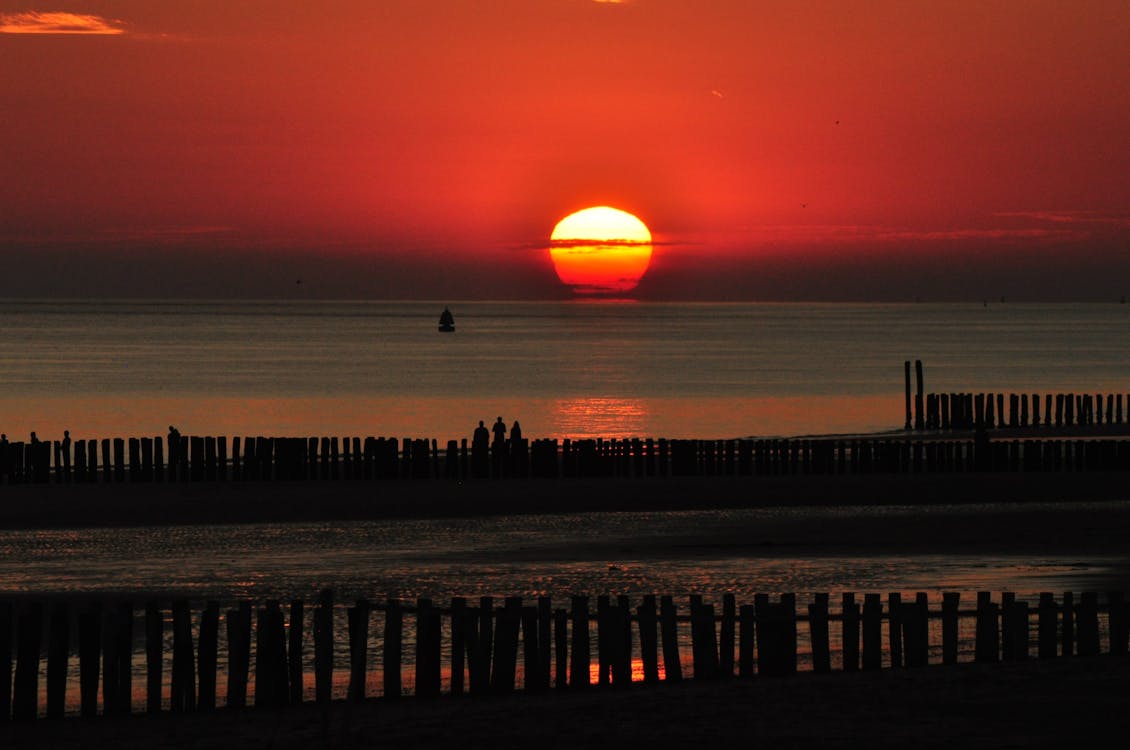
[168,425,181,477]
[491,417,507,478]
[471,420,490,479]
[62,430,72,482]
[30,431,39,445]
[510,420,522,441]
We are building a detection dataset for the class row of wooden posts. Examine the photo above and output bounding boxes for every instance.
[1,590,1126,721]
[903,360,1129,431]
[5,433,1130,486]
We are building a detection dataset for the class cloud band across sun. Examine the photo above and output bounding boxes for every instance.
[0,11,125,34]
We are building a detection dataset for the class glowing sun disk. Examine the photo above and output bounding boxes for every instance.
[549,206,653,295]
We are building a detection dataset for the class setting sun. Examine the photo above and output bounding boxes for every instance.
[549,206,653,295]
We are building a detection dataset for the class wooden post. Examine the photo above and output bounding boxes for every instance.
[171,599,196,712]
[46,603,69,719]
[521,605,543,692]
[13,602,43,720]
[914,359,924,430]
[313,590,333,706]
[383,598,402,699]
[887,593,903,668]
[416,598,442,698]
[569,596,590,688]
[1062,591,1074,657]
[738,604,755,677]
[808,593,831,673]
[862,594,882,670]
[690,596,718,680]
[554,609,568,689]
[537,596,552,692]
[904,360,912,429]
[492,598,521,694]
[1107,592,1128,655]
[78,603,101,718]
[145,602,162,713]
[348,598,370,701]
[1001,592,1016,661]
[198,601,220,710]
[942,592,960,665]
[1037,592,1057,659]
[1077,592,1100,657]
[288,600,304,705]
[659,595,682,682]
[474,596,493,694]
[450,597,466,696]
[975,592,999,663]
[842,593,860,672]
[225,601,251,709]
[718,593,736,679]
[0,601,11,722]
[638,595,659,684]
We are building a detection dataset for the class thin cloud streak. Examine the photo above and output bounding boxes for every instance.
[0,11,125,35]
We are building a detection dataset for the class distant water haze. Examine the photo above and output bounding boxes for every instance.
[1,300,1128,440]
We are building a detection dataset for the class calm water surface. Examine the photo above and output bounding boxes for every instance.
[1,300,1129,438]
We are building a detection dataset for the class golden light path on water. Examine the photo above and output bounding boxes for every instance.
[0,393,902,441]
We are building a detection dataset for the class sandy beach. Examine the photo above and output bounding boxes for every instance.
[3,654,1125,749]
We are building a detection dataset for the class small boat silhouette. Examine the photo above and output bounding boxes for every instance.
[438,307,455,333]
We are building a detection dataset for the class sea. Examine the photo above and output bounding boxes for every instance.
[2,299,1129,440]
[2,300,1129,707]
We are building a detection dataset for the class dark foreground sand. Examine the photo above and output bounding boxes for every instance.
[4,655,1126,749]
[1,472,1129,530]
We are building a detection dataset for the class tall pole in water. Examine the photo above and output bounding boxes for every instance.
[904,361,912,430]
[915,360,925,431]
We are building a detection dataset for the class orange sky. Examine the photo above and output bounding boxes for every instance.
[2,1,1128,300]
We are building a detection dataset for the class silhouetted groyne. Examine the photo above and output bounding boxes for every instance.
[903,359,1128,431]
[1,590,1125,720]
[4,432,1130,486]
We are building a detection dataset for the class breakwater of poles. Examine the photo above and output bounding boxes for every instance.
[4,432,1130,486]
[904,359,1130,430]
[1,590,1126,720]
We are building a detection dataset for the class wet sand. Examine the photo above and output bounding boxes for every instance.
[4,655,1126,749]
[1,472,1129,531]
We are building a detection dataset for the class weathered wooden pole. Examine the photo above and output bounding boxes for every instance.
[383,598,402,699]
[554,608,569,689]
[145,602,162,713]
[659,595,681,682]
[450,597,466,696]
[12,602,43,721]
[171,599,196,712]
[416,598,442,698]
[46,603,69,719]
[0,601,11,721]
[226,601,252,709]
[861,594,882,670]
[312,590,333,706]
[1037,592,1057,658]
[842,593,860,672]
[638,595,660,684]
[1108,592,1127,655]
[914,360,925,430]
[197,601,220,710]
[887,593,903,668]
[570,596,590,688]
[1077,592,1100,657]
[288,600,304,705]
[719,593,736,679]
[942,592,960,665]
[78,603,101,718]
[808,593,831,673]
[347,598,371,702]
[1062,591,1074,657]
[974,592,999,663]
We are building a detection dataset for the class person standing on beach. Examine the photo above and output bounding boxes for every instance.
[472,420,490,478]
[510,420,522,442]
[492,417,507,446]
[168,425,181,477]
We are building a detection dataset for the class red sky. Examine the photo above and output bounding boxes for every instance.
[2,1,1128,300]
